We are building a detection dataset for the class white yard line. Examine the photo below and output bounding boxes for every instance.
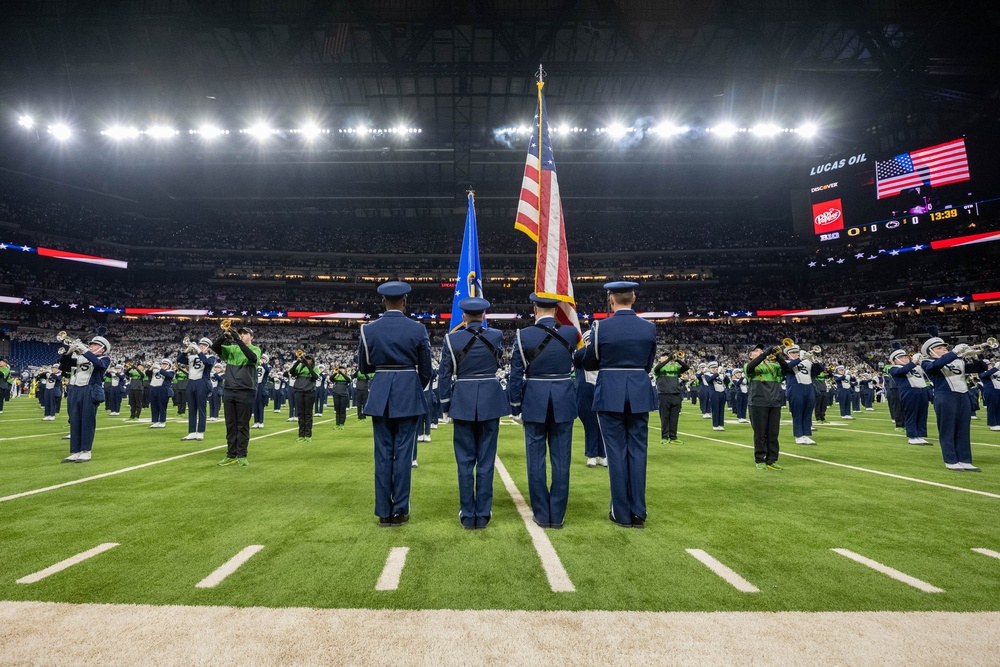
[375,547,409,591]
[831,549,944,593]
[677,431,1000,500]
[195,545,265,588]
[0,422,147,442]
[494,455,575,593]
[16,543,119,584]
[685,549,758,593]
[822,421,1000,448]
[0,420,335,504]
[971,548,1000,561]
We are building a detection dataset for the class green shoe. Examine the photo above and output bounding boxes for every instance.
[670,439,684,444]
[755,462,767,470]
[296,437,305,442]
[217,457,237,466]
[660,439,668,445]
[767,462,784,471]
[236,457,249,466]
[305,437,312,442]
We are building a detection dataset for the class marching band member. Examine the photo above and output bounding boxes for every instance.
[438,297,509,530]
[126,362,146,420]
[0,358,10,415]
[358,281,432,527]
[578,281,657,528]
[209,363,224,421]
[784,345,823,445]
[329,365,352,429]
[731,368,749,423]
[888,349,930,445]
[920,337,987,472]
[696,363,711,419]
[702,360,729,431]
[883,362,905,430]
[574,327,606,468]
[980,362,1000,431]
[653,351,688,444]
[508,293,582,529]
[106,364,125,415]
[253,353,270,429]
[148,359,174,428]
[213,325,261,466]
[42,363,63,420]
[61,336,111,463]
[860,373,876,411]
[745,343,792,470]
[354,368,373,420]
[833,366,854,419]
[180,337,217,441]
[290,353,319,442]
[314,364,328,417]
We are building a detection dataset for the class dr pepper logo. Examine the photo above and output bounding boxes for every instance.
[812,198,844,234]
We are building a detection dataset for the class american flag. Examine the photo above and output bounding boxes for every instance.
[875,138,970,199]
[514,81,582,339]
[323,23,350,57]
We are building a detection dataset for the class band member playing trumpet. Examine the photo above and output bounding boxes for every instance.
[41,363,63,420]
[179,337,217,441]
[921,337,988,472]
[784,344,824,445]
[888,349,931,445]
[149,359,174,428]
[61,336,111,463]
[833,366,854,419]
[329,365,352,429]
[290,352,319,442]
[745,343,792,470]
[653,351,688,444]
[253,354,271,429]
[212,323,261,466]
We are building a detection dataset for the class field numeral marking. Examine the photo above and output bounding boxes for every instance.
[375,547,409,591]
[832,549,943,593]
[196,545,265,589]
[17,543,120,584]
[686,549,759,593]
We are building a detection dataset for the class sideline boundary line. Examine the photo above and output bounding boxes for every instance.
[0,420,335,504]
[495,455,575,593]
[677,431,1000,500]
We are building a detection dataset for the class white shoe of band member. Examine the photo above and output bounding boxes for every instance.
[713,426,724,431]
[424,436,431,443]
[195,433,205,440]
[908,438,921,444]
[843,415,854,420]
[411,460,418,468]
[76,451,91,462]
[287,417,297,422]
[181,433,199,441]
[959,462,982,471]
[866,408,875,411]
[62,452,81,462]
[430,424,438,429]
[702,413,711,419]
[918,438,930,444]
[945,463,964,471]
[597,457,608,467]
[991,426,1000,431]
[795,437,805,444]
[273,409,280,412]
[62,434,71,440]
[803,437,816,444]
[586,457,597,468]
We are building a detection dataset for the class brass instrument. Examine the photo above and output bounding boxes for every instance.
[56,330,84,350]
[220,319,232,331]
[56,330,69,342]
[57,346,67,355]
[970,337,999,354]
[183,336,191,347]
[674,350,685,359]
[295,349,305,359]
[782,337,795,349]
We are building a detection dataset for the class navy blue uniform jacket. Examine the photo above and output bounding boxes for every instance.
[438,323,510,421]
[578,309,657,413]
[508,316,580,422]
[358,311,433,417]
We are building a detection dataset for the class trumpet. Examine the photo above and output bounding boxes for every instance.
[970,337,999,354]
[56,330,84,350]
[183,336,191,347]
[782,337,795,349]
[674,350,685,359]
[58,346,67,355]
[295,349,305,359]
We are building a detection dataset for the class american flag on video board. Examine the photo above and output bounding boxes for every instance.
[875,138,970,199]
[514,80,582,338]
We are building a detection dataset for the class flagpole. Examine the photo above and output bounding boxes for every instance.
[534,64,545,294]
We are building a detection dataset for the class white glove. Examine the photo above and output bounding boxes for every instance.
[511,415,523,425]
[911,352,923,364]
[951,344,970,357]
[582,329,592,344]
[71,341,88,355]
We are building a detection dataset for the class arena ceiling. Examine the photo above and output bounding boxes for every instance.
[1,0,998,215]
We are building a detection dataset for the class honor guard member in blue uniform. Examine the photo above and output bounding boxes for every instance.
[509,293,582,529]
[61,336,111,463]
[702,361,729,431]
[252,354,270,429]
[358,281,433,527]
[42,364,63,419]
[439,297,509,529]
[574,323,607,467]
[180,337,216,441]
[888,349,931,445]
[784,345,823,445]
[148,359,174,428]
[578,281,657,529]
[921,337,988,472]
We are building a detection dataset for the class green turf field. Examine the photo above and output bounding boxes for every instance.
[1,396,998,612]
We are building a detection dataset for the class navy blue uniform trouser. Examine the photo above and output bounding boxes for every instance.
[186,380,209,433]
[933,391,973,465]
[887,387,904,427]
[150,387,169,423]
[453,418,499,528]
[985,388,1000,427]
[315,389,326,414]
[898,388,929,438]
[735,392,748,420]
[524,419,573,526]
[209,391,221,419]
[597,410,648,524]
[372,415,419,518]
[253,386,269,424]
[698,387,710,414]
[67,385,98,453]
[223,389,254,459]
[788,383,816,437]
[657,393,682,440]
[44,391,62,417]
[109,386,123,413]
[837,389,852,416]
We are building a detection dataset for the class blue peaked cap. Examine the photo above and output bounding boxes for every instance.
[604,281,638,293]
[529,292,561,307]
[377,281,411,297]
[458,297,490,313]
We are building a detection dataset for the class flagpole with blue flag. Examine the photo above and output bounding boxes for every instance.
[449,191,484,332]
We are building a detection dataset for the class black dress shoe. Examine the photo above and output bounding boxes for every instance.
[391,513,409,526]
[549,522,564,530]
[378,516,393,528]
[631,516,645,530]
[532,517,550,529]
[609,511,631,528]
